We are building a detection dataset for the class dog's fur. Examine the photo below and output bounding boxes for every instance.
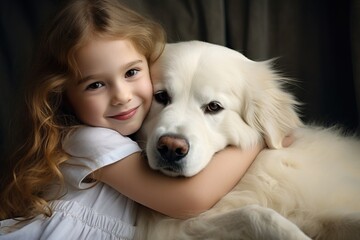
[135,41,360,239]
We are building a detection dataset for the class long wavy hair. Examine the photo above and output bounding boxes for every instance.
[0,0,165,220]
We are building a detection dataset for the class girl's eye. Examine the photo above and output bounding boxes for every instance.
[125,69,139,78]
[86,82,104,90]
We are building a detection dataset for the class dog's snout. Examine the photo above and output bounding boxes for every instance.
[157,135,189,162]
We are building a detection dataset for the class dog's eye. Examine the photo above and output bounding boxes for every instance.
[203,101,224,114]
[154,90,171,105]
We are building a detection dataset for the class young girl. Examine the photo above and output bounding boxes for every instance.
[0,0,264,239]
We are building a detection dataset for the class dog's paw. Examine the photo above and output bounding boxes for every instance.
[238,205,310,240]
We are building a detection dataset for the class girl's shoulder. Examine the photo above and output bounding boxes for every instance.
[61,126,141,189]
[63,126,137,154]
[62,126,141,164]
[66,126,120,142]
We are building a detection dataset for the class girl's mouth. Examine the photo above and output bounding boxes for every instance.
[111,107,139,121]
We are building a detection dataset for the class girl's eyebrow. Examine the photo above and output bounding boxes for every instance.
[77,74,105,85]
[77,59,144,85]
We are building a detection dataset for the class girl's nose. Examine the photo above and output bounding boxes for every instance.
[111,83,132,105]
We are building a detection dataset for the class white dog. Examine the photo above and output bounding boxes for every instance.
[135,41,360,240]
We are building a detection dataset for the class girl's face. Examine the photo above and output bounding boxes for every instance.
[66,38,153,136]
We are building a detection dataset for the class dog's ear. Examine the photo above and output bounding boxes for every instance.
[243,60,303,149]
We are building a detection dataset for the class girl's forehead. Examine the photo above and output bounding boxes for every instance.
[76,38,143,61]
[77,37,145,60]
[73,38,147,76]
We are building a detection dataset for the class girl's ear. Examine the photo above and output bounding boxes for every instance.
[243,61,303,149]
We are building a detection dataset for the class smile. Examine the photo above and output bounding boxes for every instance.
[110,107,139,121]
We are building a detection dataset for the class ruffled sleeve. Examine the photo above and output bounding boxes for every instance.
[61,127,141,189]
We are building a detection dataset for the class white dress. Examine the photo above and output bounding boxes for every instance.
[0,127,141,240]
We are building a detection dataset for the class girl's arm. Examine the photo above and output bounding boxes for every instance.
[95,144,263,219]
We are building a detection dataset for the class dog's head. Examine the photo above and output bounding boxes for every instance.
[139,41,302,177]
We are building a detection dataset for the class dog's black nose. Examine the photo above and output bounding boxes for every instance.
[157,135,189,162]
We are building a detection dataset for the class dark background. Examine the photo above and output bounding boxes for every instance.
[1,0,359,160]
